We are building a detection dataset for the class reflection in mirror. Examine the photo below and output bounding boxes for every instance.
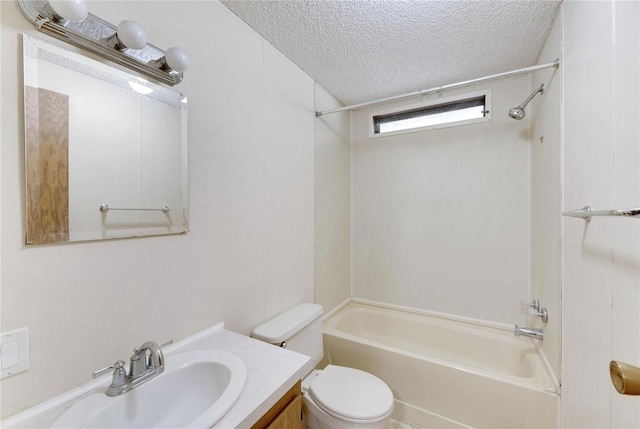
[23,34,188,244]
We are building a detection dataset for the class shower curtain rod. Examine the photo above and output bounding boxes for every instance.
[315,59,560,117]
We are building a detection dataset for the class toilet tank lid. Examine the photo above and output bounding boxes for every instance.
[252,303,323,343]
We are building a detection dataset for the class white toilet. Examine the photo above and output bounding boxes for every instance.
[252,303,394,429]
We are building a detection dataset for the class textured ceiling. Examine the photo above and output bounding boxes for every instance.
[221,0,561,106]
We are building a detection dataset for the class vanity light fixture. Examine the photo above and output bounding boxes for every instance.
[16,0,189,86]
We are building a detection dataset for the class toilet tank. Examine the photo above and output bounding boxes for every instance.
[252,303,324,373]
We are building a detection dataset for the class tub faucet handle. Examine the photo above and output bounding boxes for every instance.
[528,307,549,323]
[521,298,540,312]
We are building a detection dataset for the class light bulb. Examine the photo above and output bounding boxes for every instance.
[165,47,189,72]
[116,20,147,50]
[48,0,88,22]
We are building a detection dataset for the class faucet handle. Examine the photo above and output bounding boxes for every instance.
[92,360,126,379]
[521,298,540,312]
[528,307,549,323]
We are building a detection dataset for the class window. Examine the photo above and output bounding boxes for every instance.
[370,91,491,137]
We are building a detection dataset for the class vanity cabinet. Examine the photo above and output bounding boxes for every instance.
[252,380,302,429]
[266,395,302,429]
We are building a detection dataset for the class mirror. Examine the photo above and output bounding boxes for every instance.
[23,34,188,244]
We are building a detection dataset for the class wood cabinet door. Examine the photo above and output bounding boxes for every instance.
[266,395,302,429]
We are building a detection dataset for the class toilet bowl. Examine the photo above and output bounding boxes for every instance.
[302,366,393,429]
[252,303,394,429]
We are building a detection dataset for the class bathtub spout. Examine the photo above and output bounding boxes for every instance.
[514,325,543,340]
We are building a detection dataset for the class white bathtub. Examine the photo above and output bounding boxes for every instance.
[322,301,558,429]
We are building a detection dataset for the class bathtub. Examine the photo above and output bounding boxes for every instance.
[322,301,559,429]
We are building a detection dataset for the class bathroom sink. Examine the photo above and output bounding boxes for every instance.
[52,350,247,428]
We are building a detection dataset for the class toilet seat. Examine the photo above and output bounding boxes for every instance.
[308,365,394,424]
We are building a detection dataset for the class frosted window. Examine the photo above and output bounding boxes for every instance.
[373,96,486,134]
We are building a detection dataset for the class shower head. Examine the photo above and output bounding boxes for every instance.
[508,106,526,120]
[508,84,544,120]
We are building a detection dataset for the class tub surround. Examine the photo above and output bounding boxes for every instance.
[1,324,310,429]
[350,77,532,326]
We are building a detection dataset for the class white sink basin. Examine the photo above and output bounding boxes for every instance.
[52,350,247,428]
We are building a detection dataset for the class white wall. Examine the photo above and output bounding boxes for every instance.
[314,85,351,313]
[562,1,640,427]
[351,78,533,324]
[531,14,562,380]
[1,1,314,418]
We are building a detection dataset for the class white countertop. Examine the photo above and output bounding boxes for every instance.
[177,328,309,428]
[2,324,310,429]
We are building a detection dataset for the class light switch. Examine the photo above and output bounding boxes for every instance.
[1,341,20,368]
[1,328,29,379]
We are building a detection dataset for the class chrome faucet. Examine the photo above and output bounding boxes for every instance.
[93,339,172,396]
[129,341,165,379]
[514,325,544,340]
